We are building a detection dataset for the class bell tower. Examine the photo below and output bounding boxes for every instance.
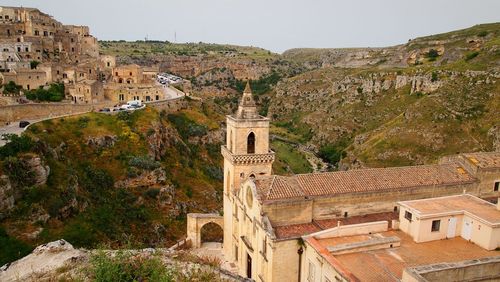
[222,82,275,259]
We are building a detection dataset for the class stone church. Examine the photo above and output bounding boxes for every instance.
[188,83,500,282]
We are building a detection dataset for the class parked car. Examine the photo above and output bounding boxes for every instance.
[19,121,30,128]
[0,134,8,140]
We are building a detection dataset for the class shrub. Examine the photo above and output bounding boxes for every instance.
[465,51,479,61]
[30,60,40,69]
[2,156,36,187]
[431,72,438,82]
[318,140,349,168]
[2,81,22,94]
[425,49,439,61]
[129,156,160,171]
[89,250,175,282]
[25,83,65,102]
[167,114,208,140]
[478,31,488,37]
[0,134,34,159]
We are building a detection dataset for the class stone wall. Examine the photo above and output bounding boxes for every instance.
[402,256,500,282]
[0,101,113,123]
[145,97,187,112]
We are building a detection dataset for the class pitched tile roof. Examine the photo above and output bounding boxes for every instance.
[254,164,476,203]
[463,151,500,169]
[273,212,398,240]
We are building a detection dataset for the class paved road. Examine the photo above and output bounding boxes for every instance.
[160,83,185,100]
[0,120,37,146]
[0,85,185,147]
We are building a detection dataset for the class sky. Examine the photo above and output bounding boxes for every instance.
[1,0,500,53]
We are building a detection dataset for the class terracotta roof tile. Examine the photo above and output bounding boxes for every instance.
[463,151,500,169]
[254,164,476,203]
[273,212,397,240]
[274,222,321,240]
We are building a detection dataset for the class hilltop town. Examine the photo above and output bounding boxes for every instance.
[0,6,181,112]
[0,5,499,282]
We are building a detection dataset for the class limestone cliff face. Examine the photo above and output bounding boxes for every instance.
[23,155,50,186]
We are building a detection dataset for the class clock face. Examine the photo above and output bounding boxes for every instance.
[246,186,253,208]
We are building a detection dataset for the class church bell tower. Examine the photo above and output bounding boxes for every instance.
[221,82,275,259]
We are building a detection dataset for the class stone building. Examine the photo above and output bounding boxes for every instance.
[302,194,500,282]
[69,80,103,104]
[187,84,500,282]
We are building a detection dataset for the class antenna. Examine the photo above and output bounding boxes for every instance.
[174,31,176,43]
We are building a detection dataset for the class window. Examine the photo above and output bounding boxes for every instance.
[234,245,238,261]
[344,212,348,218]
[107,62,110,67]
[404,211,412,221]
[247,132,255,154]
[119,94,124,101]
[494,181,499,192]
[431,220,441,232]
[308,261,315,282]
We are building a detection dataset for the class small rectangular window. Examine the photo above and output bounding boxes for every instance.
[494,181,499,192]
[405,211,412,221]
[431,220,441,232]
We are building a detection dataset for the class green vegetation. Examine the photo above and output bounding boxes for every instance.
[318,139,349,168]
[87,250,222,281]
[0,226,33,266]
[0,134,34,159]
[25,83,65,102]
[425,49,440,61]
[30,60,40,70]
[0,106,225,264]
[465,51,479,61]
[90,250,174,282]
[271,140,312,175]
[2,81,22,95]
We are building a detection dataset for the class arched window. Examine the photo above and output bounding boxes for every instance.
[247,132,255,154]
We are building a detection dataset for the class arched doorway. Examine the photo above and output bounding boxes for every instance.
[247,132,255,154]
[200,222,223,244]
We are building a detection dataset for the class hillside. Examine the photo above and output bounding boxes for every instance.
[270,23,500,168]
[0,103,228,264]
[98,24,500,170]
[0,100,313,266]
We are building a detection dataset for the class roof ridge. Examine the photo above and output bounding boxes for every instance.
[266,175,277,200]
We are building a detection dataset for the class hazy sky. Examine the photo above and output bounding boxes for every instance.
[2,0,500,53]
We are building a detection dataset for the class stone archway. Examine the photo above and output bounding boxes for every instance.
[187,213,223,248]
[200,222,223,244]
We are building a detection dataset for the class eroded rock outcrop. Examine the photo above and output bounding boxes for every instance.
[115,168,167,188]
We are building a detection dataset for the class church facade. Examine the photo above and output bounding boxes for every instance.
[192,83,500,282]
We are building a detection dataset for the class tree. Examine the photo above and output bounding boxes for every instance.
[30,60,40,69]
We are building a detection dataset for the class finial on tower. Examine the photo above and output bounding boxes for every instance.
[235,81,258,119]
[244,81,252,94]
